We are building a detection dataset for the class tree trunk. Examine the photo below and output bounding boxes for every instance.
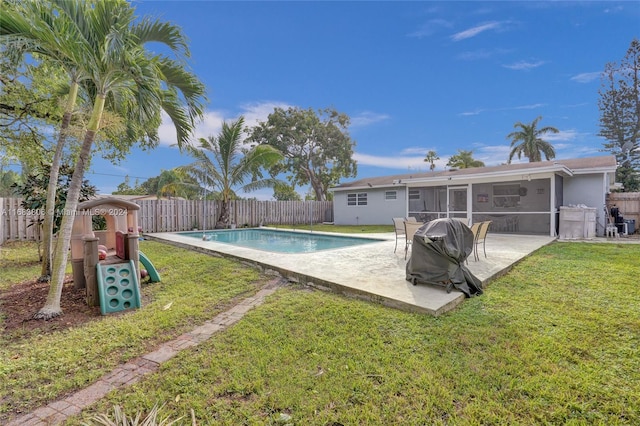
[34,94,104,320]
[39,81,78,282]
[216,200,229,228]
[305,166,326,201]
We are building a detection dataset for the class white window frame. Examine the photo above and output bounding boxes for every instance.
[347,192,368,206]
[385,190,397,201]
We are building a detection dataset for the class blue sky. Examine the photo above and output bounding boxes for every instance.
[88,1,639,199]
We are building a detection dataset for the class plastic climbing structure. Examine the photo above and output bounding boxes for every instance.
[70,197,161,315]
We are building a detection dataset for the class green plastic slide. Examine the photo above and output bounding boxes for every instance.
[139,251,161,282]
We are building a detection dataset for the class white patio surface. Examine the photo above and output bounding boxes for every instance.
[146,229,557,316]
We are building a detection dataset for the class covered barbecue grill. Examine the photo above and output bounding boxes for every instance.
[405,218,483,298]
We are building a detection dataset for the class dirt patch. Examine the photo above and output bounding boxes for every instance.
[0,276,101,340]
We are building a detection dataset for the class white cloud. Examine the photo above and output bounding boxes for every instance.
[570,72,600,83]
[459,109,484,116]
[193,111,226,141]
[451,21,502,41]
[478,152,511,166]
[512,103,546,110]
[353,151,451,173]
[351,111,391,127]
[603,5,624,13]
[400,147,431,155]
[408,19,452,38]
[457,48,512,61]
[239,101,293,128]
[543,129,593,142]
[157,101,291,147]
[502,60,546,71]
[459,103,544,116]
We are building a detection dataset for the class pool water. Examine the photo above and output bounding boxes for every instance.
[180,228,384,253]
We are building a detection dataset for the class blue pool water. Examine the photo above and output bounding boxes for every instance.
[180,228,384,253]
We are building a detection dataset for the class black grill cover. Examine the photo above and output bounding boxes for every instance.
[405,218,483,297]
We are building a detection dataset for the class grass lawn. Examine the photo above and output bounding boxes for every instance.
[2,239,639,425]
[0,240,271,421]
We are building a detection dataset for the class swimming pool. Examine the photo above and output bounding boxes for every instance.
[180,228,384,253]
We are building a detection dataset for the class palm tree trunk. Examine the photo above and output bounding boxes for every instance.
[216,200,230,228]
[34,94,104,320]
[39,81,78,282]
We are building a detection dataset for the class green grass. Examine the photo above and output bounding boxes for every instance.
[0,240,271,420]
[64,242,640,425]
[2,240,638,424]
[0,241,42,290]
[270,224,394,233]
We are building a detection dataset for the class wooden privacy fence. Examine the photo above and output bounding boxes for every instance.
[136,199,333,233]
[1,197,334,242]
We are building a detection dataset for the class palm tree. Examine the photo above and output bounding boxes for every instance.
[1,1,85,281]
[156,169,201,200]
[3,0,206,319]
[424,150,439,171]
[180,117,283,228]
[507,116,559,163]
[446,149,485,169]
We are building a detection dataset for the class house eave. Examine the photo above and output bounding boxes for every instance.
[404,165,574,185]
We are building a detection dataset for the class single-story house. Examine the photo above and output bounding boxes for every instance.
[330,155,618,236]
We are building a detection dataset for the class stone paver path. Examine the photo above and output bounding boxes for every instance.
[7,278,286,426]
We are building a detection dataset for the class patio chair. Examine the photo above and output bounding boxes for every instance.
[474,221,491,261]
[392,217,406,253]
[604,206,620,238]
[468,222,481,262]
[404,220,424,260]
[405,216,418,222]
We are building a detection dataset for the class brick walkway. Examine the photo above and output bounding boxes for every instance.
[8,279,287,426]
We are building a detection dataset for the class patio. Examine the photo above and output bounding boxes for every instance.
[147,229,557,316]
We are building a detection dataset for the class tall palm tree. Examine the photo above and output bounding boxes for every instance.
[424,150,439,171]
[1,1,84,281]
[4,0,206,319]
[446,149,485,169]
[507,116,559,163]
[180,117,283,228]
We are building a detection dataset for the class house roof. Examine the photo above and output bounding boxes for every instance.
[331,155,617,191]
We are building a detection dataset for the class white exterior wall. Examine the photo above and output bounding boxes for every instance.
[333,187,407,225]
[563,174,608,235]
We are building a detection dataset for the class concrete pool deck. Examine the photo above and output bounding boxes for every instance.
[146,229,557,316]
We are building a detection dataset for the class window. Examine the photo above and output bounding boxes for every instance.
[347,192,367,206]
[409,189,420,200]
[493,184,520,208]
[385,191,397,200]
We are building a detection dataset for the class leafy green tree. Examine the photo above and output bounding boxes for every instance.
[156,169,201,200]
[506,116,558,163]
[273,182,302,201]
[113,175,141,195]
[424,150,439,171]
[247,107,357,201]
[11,163,97,262]
[181,117,283,228]
[0,54,66,171]
[446,149,485,169]
[0,168,21,196]
[2,1,152,281]
[2,0,206,319]
[598,38,640,192]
